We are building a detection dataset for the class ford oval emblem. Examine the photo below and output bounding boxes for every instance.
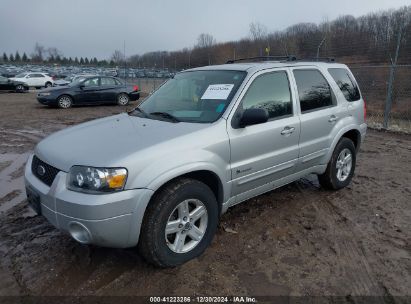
[37,165,46,176]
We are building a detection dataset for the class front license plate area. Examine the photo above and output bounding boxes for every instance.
[26,187,41,215]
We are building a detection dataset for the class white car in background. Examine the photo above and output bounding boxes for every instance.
[10,72,54,88]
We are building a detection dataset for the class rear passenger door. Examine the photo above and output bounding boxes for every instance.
[291,67,345,171]
[100,77,118,102]
[227,69,300,200]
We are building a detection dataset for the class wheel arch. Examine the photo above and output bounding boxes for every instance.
[149,169,224,216]
[326,126,362,163]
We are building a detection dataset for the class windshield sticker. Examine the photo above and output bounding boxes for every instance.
[201,84,234,100]
[216,103,225,113]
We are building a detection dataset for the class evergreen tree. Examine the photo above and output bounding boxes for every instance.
[2,53,8,62]
[9,53,14,62]
[84,57,89,65]
[93,57,98,65]
[68,57,73,64]
[79,57,84,65]
[22,52,28,62]
[74,57,79,64]
[15,51,21,62]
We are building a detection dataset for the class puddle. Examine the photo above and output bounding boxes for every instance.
[0,153,30,213]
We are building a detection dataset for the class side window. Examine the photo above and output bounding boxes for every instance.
[33,74,44,78]
[328,68,360,101]
[241,71,292,119]
[114,79,122,86]
[101,77,116,86]
[83,77,99,87]
[293,69,333,113]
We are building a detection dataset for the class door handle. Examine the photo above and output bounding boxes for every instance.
[328,115,338,123]
[281,126,295,135]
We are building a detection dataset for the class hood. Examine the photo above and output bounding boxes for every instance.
[38,86,68,93]
[35,113,207,172]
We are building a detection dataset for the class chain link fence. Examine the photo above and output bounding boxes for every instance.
[350,65,411,133]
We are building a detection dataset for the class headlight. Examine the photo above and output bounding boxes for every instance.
[38,92,51,96]
[68,166,127,193]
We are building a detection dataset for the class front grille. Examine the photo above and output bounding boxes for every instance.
[31,155,60,186]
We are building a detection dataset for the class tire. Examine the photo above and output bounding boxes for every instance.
[117,93,130,106]
[15,84,25,93]
[318,137,356,190]
[45,82,52,88]
[57,95,73,109]
[138,178,219,268]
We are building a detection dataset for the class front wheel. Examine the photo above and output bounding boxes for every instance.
[318,137,356,190]
[15,84,25,93]
[138,178,218,267]
[57,95,73,109]
[117,93,130,106]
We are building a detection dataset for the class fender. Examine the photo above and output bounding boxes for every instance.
[325,123,361,163]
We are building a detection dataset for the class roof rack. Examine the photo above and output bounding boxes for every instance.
[226,56,297,64]
[225,56,336,64]
[295,57,336,62]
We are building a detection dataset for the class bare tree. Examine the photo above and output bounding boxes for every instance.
[196,33,216,48]
[249,22,268,41]
[31,42,46,62]
[47,47,63,60]
[110,50,124,66]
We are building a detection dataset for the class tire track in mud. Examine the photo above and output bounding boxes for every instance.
[0,152,31,214]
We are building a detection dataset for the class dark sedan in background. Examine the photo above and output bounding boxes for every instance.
[0,76,29,93]
[37,76,140,108]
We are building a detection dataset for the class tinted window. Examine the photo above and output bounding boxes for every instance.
[32,74,44,78]
[293,69,333,112]
[0,76,7,83]
[114,79,122,86]
[101,77,116,86]
[83,77,99,87]
[242,71,292,119]
[328,68,360,101]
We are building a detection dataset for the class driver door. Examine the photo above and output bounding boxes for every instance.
[77,77,101,104]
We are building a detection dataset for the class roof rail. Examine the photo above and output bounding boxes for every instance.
[296,57,336,62]
[226,55,297,64]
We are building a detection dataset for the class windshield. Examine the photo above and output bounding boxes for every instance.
[137,70,246,123]
[15,73,27,78]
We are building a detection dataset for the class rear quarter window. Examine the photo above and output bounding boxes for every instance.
[328,68,361,102]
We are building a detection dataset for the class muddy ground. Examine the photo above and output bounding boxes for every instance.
[0,92,410,300]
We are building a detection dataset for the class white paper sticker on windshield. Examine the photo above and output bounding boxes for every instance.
[201,84,234,100]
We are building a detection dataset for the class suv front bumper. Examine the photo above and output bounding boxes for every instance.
[24,154,153,248]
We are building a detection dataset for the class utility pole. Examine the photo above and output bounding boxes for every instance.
[383,30,402,129]
[316,37,326,59]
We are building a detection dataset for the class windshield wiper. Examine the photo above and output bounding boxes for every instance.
[149,112,180,123]
[129,107,148,118]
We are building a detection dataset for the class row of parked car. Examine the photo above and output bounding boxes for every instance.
[0,64,174,81]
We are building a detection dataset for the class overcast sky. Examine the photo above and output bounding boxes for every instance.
[0,0,409,59]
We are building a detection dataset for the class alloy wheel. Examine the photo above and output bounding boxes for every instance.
[165,199,208,253]
[336,148,352,182]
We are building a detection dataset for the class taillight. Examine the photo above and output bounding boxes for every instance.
[363,99,367,122]
[133,85,139,91]
[52,76,56,80]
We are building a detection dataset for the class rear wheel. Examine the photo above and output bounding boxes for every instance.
[45,82,52,88]
[138,178,218,267]
[117,93,130,106]
[57,95,73,109]
[318,137,356,190]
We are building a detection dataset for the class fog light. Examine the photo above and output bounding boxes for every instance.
[68,222,91,244]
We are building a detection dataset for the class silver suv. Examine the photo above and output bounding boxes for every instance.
[24,58,367,267]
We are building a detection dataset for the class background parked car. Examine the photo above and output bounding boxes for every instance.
[0,75,29,92]
[10,72,54,88]
[37,76,140,108]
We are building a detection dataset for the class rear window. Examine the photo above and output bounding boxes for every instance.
[328,68,360,102]
[293,69,333,113]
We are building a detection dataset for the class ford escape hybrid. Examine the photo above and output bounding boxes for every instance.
[25,57,367,267]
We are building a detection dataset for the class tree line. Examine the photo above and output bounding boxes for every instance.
[2,6,410,69]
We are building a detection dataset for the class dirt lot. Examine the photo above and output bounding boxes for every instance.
[0,92,410,299]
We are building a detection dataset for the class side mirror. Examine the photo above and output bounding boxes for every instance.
[240,108,269,127]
